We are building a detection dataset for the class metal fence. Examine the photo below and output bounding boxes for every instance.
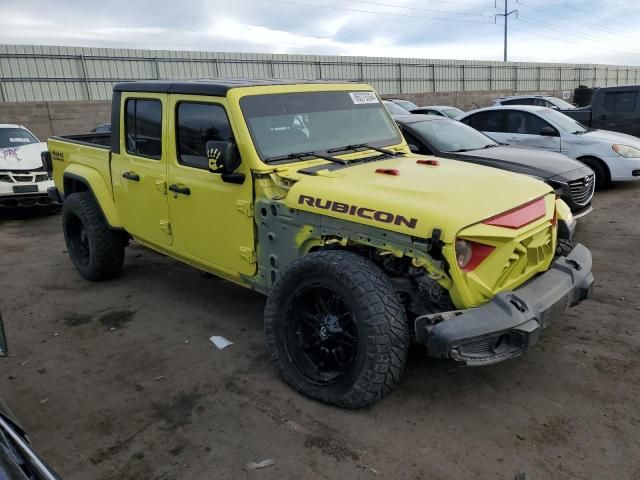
[1,44,639,102]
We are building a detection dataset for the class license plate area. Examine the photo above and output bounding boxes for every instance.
[12,185,39,193]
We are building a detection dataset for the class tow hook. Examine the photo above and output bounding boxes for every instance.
[566,259,582,271]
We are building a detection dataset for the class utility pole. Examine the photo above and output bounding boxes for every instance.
[495,0,518,62]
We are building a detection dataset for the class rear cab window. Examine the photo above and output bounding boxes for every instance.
[602,91,638,113]
[125,98,163,159]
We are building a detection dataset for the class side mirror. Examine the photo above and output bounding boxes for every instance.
[539,126,559,137]
[205,140,244,184]
[408,144,420,153]
[0,311,7,357]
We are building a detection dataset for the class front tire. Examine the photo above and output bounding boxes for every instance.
[580,157,609,190]
[62,192,125,281]
[264,250,409,408]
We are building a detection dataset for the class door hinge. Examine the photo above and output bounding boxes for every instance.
[155,180,167,195]
[236,200,254,217]
[239,246,256,264]
[159,220,171,235]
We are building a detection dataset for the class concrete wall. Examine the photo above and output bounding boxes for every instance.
[0,88,571,141]
[0,101,110,140]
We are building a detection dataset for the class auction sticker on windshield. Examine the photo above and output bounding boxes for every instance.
[349,92,379,104]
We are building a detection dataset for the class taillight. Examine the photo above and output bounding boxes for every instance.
[41,151,53,178]
[456,239,495,272]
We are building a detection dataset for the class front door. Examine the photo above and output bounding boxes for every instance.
[112,94,172,246]
[166,96,255,276]
[501,110,561,152]
[593,88,639,136]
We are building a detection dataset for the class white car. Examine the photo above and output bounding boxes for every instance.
[492,95,576,110]
[457,106,640,188]
[0,124,55,208]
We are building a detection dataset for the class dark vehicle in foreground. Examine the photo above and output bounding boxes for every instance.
[0,312,61,479]
[561,85,640,137]
[396,114,595,218]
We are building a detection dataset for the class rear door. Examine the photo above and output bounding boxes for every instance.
[460,110,509,143]
[112,94,172,246]
[166,95,255,275]
[501,110,561,151]
[593,88,639,136]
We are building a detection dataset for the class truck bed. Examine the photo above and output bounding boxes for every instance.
[48,133,113,197]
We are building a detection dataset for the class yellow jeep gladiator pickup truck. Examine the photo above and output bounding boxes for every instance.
[44,80,594,408]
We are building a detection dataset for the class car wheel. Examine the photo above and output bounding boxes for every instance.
[579,157,609,190]
[264,250,409,408]
[62,192,125,280]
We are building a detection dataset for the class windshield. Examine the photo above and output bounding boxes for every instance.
[537,108,588,134]
[394,100,418,111]
[241,92,402,161]
[0,128,38,148]
[548,97,576,109]
[408,118,497,152]
[383,101,411,116]
[443,107,464,119]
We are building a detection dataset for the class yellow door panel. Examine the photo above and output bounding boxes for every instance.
[112,94,172,246]
[167,95,255,275]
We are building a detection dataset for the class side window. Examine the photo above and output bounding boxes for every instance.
[502,98,533,106]
[402,130,432,154]
[462,111,504,132]
[125,99,162,159]
[505,111,551,135]
[602,91,638,113]
[176,102,234,170]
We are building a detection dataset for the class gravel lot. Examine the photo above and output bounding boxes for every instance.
[1,183,639,480]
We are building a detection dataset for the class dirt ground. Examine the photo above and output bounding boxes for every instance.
[0,183,639,480]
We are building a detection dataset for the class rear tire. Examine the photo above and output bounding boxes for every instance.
[556,238,574,258]
[579,157,609,190]
[264,250,409,409]
[62,192,125,281]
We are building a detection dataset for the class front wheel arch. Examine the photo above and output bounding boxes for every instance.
[576,155,610,189]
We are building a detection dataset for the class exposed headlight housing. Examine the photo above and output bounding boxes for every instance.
[612,144,640,158]
[455,239,495,272]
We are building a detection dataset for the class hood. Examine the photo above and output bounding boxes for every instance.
[0,142,47,171]
[284,155,552,244]
[580,129,640,148]
[457,145,585,178]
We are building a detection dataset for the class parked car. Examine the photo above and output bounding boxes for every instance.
[91,123,111,134]
[45,79,593,408]
[0,311,62,479]
[493,95,576,110]
[0,124,56,208]
[395,114,594,217]
[382,100,411,117]
[560,85,640,137]
[387,98,419,111]
[409,106,465,118]
[457,105,640,189]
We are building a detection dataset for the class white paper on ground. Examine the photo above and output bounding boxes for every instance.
[210,335,233,350]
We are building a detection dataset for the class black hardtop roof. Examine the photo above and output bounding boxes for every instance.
[113,79,356,96]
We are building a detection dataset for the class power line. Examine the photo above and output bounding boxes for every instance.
[344,0,493,17]
[265,0,497,23]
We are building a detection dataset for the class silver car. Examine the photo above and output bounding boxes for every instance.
[493,95,576,110]
[457,105,640,188]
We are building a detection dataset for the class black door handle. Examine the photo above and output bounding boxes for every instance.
[168,184,191,196]
[122,171,140,181]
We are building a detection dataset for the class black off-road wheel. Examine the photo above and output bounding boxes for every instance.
[264,250,409,409]
[556,237,574,257]
[62,192,125,281]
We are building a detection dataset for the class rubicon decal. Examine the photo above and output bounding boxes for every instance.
[298,195,418,229]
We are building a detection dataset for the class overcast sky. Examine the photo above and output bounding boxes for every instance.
[0,0,638,65]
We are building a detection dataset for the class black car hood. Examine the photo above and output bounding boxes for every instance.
[454,145,585,179]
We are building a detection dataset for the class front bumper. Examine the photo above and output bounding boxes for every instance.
[0,179,56,207]
[415,243,594,366]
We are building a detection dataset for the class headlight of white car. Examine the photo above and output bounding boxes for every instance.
[612,144,640,158]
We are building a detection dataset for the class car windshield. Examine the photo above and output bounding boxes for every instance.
[241,92,402,161]
[383,101,411,116]
[537,108,588,134]
[443,107,464,118]
[394,100,418,110]
[0,128,38,148]
[548,97,576,109]
[408,118,497,152]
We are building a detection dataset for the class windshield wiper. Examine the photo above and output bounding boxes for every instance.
[326,143,404,157]
[264,151,348,165]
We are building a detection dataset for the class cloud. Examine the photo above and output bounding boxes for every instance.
[0,0,638,65]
